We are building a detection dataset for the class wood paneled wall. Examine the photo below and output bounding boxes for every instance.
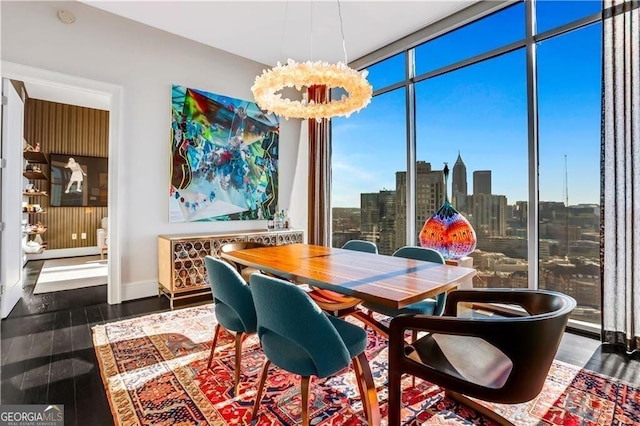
[23,99,109,250]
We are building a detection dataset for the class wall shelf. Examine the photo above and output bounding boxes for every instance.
[22,171,48,180]
[23,151,47,163]
[23,227,47,235]
[23,149,49,255]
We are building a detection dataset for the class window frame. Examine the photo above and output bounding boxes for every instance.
[331,0,602,335]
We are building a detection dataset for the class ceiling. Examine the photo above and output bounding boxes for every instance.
[23,1,478,109]
[82,1,478,66]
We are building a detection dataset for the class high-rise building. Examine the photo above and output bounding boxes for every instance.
[395,161,444,249]
[467,193,507,237]
[359,190,397,254]
[452,152,467,211]
[377,190,397,255]
[473,170,492,195]
[360,193,380,243]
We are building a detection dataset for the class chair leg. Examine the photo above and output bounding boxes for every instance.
[300,376,311,426]
[207,324,221,370]
[387,367,403,426]
[351,352,381,425]
[233,332,244,396]
[445,390,515,426]
[251,359,271,421]
[410,329,418,387]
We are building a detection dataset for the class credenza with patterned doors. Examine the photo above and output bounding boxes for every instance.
[158,229,304,309]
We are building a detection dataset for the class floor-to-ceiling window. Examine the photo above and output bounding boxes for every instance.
[537,6,602,325]
[330,0,602,327]
[331,55,407,253]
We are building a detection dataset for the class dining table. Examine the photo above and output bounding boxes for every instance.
[220,243,477,335]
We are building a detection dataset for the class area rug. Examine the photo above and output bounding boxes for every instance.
[92,304,639,425]
[34,255,107,294]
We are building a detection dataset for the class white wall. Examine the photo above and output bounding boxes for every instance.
[0,1,304,300]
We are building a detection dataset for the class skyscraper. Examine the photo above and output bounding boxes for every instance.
[473,170,492,195]
[395,161,444,250]
[452,152,468,211]
[359,190,396,254]
[467,193,507,237]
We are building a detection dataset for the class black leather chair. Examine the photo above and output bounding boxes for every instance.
[387,289,576,426]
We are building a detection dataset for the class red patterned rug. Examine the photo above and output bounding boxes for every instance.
[92,304,639,425]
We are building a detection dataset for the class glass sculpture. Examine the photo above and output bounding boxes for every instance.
[419,163,477,259]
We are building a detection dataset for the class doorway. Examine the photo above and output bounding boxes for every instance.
[1,61,123,317]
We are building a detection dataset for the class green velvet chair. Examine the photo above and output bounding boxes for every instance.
[249,273,380,425]
[204,255,257,396]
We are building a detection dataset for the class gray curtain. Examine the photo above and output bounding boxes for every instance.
[601,0,640,352]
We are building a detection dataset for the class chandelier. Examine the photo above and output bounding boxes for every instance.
[251,2,372,121]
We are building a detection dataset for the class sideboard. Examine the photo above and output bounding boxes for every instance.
[158,229,304,308]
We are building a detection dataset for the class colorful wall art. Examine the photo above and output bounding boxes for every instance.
[169,85,279,222]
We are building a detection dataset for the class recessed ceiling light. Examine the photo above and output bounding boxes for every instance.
[57,9,75,25]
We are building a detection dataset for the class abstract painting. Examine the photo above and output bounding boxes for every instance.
[169,85,279,222]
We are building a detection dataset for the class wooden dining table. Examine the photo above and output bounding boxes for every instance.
[220,243,476,311]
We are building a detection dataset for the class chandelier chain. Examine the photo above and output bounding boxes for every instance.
[310,1,314,61]
[337,0,348,64]
[280,1,289,60]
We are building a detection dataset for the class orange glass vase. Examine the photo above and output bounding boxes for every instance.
[419,164,476,260]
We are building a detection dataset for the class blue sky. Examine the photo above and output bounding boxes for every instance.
[332,1,602,208]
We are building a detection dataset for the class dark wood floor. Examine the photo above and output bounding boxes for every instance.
[1,261,638,426]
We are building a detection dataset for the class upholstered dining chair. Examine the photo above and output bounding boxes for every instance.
[249,273,381,426]
[341,239,379,253]
[361,246,446,338]
[387,289,576,426]
[219,241,266,282]
[307,239,378,314]
[203,255,257,396]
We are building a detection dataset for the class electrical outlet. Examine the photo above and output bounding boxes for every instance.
[81,232,87,239]
[72,233,77,240]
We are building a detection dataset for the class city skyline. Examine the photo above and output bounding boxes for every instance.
[332,8,601,209]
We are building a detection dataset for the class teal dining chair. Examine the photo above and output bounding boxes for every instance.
[342,239,379,253]
[249,273,380,426]
[307,239,378,313]
[362,246,446,338]
[204,255,257,396]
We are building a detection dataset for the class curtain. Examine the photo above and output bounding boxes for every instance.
[307,85,331,246]
[601,0,640,353]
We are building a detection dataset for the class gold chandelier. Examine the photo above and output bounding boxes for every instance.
[251,1,372,122]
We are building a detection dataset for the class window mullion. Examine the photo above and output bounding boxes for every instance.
[526,0,540,290]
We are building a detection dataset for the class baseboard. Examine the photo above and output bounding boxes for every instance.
[122,280,158,301]
[26,247,100,261]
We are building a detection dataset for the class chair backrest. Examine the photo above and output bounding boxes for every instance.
[342,240,378,254]
[101,217,108,231]
[392,246,446,315]
[250,273,352,378]
[392,246,444,264]
[204,256,257,334]
[443,289,576,402]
